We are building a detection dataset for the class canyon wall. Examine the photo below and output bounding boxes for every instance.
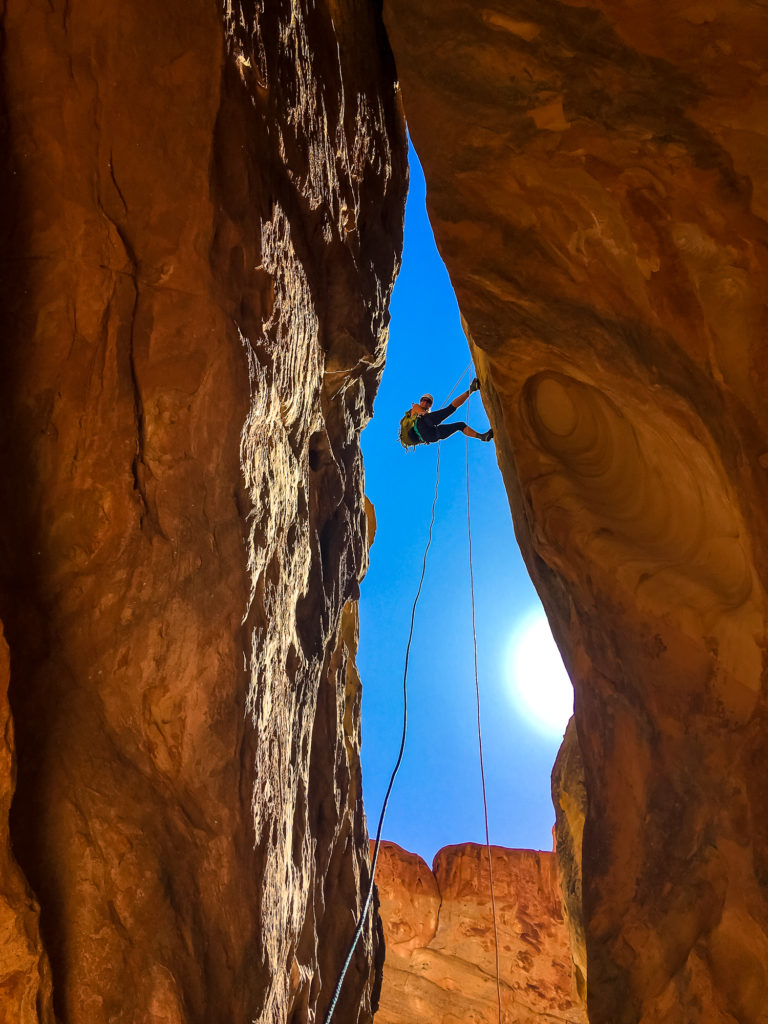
[375,840,585,1024]
[383,1,768,1022]
[0,2,406,1022]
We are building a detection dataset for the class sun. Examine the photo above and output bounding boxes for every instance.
[508,611,573,737]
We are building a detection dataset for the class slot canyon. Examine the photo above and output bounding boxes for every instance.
[1,1,767,1023]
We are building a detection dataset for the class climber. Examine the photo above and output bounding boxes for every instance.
[400,378,493,448]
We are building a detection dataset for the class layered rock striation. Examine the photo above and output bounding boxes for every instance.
[374,841,585,1024]
[0,2,405,1022]
[384,1,768,1021]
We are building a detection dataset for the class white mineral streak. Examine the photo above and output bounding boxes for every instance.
[241,203,321,1024]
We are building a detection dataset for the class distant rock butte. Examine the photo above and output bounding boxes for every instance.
[375,841,585,1024]
[384,1,768,1021]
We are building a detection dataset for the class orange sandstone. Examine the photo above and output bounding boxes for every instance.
[375,841,584,1024]
[384,0,768,1020]
[0,1,406,1021]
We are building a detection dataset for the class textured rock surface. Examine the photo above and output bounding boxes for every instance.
[375,841,584,1024]
[384,2,768,1022]
[0,625,53,1024]
[552,719,587,1006]
[0,1,405,1022]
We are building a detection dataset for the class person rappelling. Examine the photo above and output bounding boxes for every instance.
[399,378,493,449]
[327,368,497,1024]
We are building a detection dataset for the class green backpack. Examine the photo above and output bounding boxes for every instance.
[399,410,422,449]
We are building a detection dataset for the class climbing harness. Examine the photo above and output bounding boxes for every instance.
[322,444,441,1024]
[465,390,503,1024]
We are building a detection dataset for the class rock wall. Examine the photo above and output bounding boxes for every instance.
[551,719,587,1006]
[0,2,406,1022]
[383,2,768,1022]
[374,841,585,1024]
[0,624,54,1023]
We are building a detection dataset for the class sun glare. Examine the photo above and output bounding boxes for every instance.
[508,611,573,737]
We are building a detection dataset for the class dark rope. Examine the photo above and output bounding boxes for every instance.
[322,443,442,1024]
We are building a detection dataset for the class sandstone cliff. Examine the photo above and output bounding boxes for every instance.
[384,2,768,1022]
[375,840,584,1024]
[0,2,406,1022]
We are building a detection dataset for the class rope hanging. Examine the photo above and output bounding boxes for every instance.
[465,390,503,1024]
[443,360,472,405]
[322,444,442,1024]
[322,363,472,1022]
[323,372,570,1023]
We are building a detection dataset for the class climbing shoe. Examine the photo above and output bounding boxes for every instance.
[481,428,493,442]
[469,376,480,393]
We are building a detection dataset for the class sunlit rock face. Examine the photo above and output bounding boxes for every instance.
[375,841,585,1023]
[383,1,768,1021]
[0,1,405,1021]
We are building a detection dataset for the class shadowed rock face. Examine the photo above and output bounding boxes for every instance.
[0,2,405,1022]
[0,625,54,1023]
[383,1,768,1021]
[551,719,587,1006]
[374,841,585,1024]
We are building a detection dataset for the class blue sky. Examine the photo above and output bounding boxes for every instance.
[358,145,570,865]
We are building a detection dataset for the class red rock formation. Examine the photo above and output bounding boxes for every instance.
[0,626,53,1024]
[383,1,768,1021]
[375,840,584,1024]
[551,720,587,1006]
[0,2,405,1022]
